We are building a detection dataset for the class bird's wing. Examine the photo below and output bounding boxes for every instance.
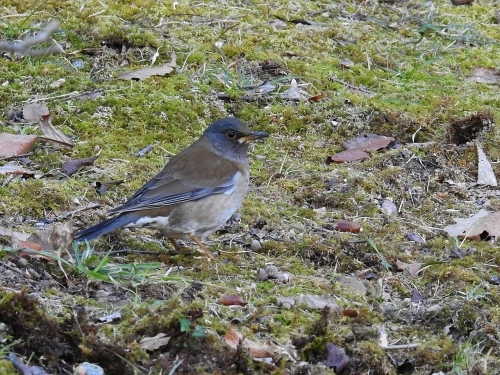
[109,141,247,214]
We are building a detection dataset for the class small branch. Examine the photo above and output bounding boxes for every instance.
[56,203,101,220]
[0,20,64,57]
[329,77,376,95]
[386,343,420,350]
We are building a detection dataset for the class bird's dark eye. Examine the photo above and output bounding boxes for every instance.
[226,130,237,139]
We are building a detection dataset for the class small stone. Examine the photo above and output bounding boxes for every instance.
[74,362,104,375]
[265,265,279,279]
[336,276,366,296]
[250,239,262,251]
[276,296,296,309]
[312,207,326,216]
[277,272,291,283]
[256,268,268,281]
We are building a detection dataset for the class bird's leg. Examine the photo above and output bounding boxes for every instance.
[168,237,182,251]
[188,233,215,260]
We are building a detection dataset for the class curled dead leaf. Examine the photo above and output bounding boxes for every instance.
[138,333,171,351]
[119,52,176,80]
[219,294,247,306]
[0,133,38,158]
[334,221,362,233]
[62,155,99,176]
[396,260,423,277]
[224,326,275,359]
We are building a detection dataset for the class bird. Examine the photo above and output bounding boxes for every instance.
[74,117,269,259]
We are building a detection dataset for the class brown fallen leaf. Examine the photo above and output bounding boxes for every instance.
[308,93,326,102]
[219,294,247,306]
[342,134,395,151]
[444,209,500,240]
[225,326,275,359]
[62,155,99,176]
[326,149,369,163]
[138,333,171,351]
[341,309,359,317]
[476,142,497,186]
[119,51,176,80]
[396,259,423,277]
[0,133,38,158]
[23,103,73,148]
[27,222,74,251]
[334,221,362,233]
[0,164,35,176]
[0,227,30,246]
[327,133,395,163]
[467,67,500,84]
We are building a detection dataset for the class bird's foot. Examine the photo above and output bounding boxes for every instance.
[188,233,215,260]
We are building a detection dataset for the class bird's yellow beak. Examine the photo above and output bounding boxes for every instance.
[239,131,269,143]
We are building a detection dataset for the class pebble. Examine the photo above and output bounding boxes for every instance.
[256,268,268,281]
[278,272,291,283]
[73,362,104,375]
[250,239,262,251]
[265,265,279,279]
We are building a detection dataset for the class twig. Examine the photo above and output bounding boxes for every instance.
[386,343,420,350]
[329,77,376,95]
[0,20,64,57]
[134,142,159,157]
[0,152,33,162]
[56,203,101,220]
[8,353,49,375]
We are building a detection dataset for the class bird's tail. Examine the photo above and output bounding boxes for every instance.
[74,214,135,242]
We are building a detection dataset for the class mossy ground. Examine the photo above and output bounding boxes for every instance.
[1,0,500,374]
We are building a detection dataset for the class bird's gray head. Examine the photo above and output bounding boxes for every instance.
[203,118,268,162]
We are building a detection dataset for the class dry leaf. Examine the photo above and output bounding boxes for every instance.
[62,155,99,176]
[224,326,275,359]
[280,78,310,101]
[476,143,497,186]
[0,164,35,176]
[219,294,247,306]
[334,221,362,233]
[323,343,349,371]
[308,93,326,102]
[0,133,38,158]
[138,333,171,351]
[396,260,423,276]
[27,222,74,251]
[0,227,30,246]
[325,149,369,163]
[119,51,176,80]
[22,102,50,122]
[23,103,73,148]
[327,133,395,163]
[444,209,500,240]
[467,67,500,84]
[342,134,395,151]
[39,114,74,148]
[341,309,359,317]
